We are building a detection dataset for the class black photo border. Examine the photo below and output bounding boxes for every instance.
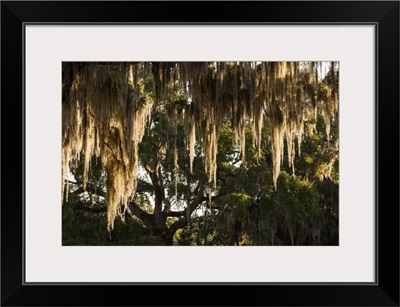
[1,1,399,306]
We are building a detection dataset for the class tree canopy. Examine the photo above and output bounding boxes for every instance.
[62,61,339,245]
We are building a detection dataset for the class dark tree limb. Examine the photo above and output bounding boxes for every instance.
[144,162,164,221]
[165,196,222,217]
[71,200,155,227]
[127,202,155,226]
[205,202,222,211]
[162,178,206,244]
[72,184,106,198]
[165,211,185,218]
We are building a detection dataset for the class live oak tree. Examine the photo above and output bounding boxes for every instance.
[62,62,339,245]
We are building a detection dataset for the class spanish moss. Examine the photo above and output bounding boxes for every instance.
[62,61,338,231]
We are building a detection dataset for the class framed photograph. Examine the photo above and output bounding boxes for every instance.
[2,1,399,306]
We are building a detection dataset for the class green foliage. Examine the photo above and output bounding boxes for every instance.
[62,205,162,245]
[143,73,156,100]
[62,205,102,245]
[288,113,338,184]
[273,172,323,226]
[166,89,190,110]
[219,193,251,223]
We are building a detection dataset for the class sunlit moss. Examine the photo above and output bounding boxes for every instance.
[62,61,338,233]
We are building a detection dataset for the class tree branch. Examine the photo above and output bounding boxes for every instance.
[67,178,157,227]
[144,162,163,217]
[165,211,185,218]
[162,178,206,243]
[127,202,155,226]
[165,194,221,217]
[72,183,106,198]
[71,200,155,227]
